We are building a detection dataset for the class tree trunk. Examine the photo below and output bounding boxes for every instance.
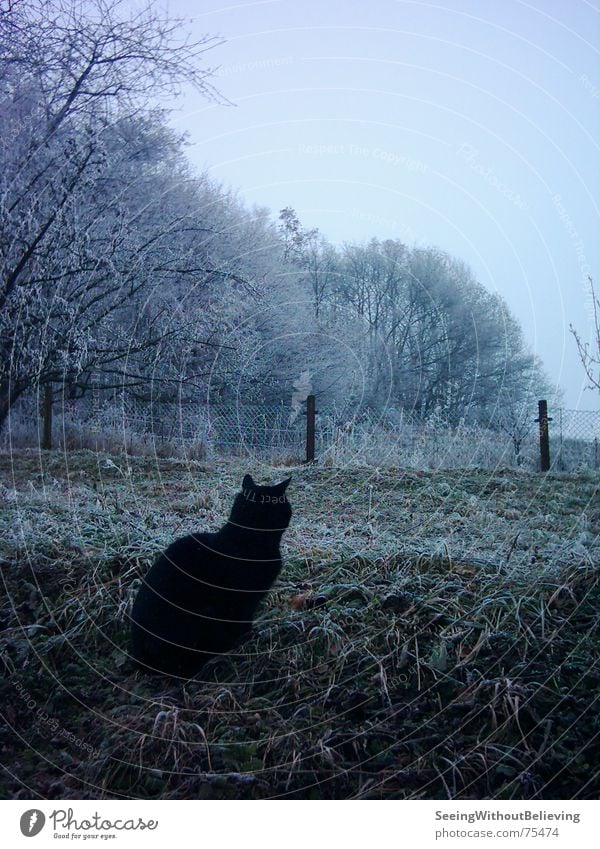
[0,382,25,431]
[42,383,53,450]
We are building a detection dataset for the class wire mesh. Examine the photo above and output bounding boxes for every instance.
[3,395,599,471]
[550,407,600,471]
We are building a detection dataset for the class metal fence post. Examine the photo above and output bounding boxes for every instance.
[535,399,552,472]
[305,394,316,463]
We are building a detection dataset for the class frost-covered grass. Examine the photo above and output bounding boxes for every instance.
[0,449,598,799]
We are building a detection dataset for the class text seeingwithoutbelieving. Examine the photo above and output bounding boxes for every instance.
[435,810,581,824]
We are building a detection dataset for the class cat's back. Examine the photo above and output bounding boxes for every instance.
[160,529,220,570]
[133,530,220,607]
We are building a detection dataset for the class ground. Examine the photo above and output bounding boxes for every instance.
[0,449,598,799]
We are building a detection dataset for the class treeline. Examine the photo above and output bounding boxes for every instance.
[0,0,547,435]
[269,213,547,425]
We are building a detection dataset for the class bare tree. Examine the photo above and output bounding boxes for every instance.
[329,239,547,421]
[0,0,224,426]
[570,276,600,393]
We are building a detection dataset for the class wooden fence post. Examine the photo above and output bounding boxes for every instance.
[535,399,551,472]
[42,383,53,450]
[305,394,316,463]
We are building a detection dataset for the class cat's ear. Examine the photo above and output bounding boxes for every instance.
[242,473,255,489]
[278,476,292,491]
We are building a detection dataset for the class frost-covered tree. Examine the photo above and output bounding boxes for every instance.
[290,230,549,422]
[0,0,223,425]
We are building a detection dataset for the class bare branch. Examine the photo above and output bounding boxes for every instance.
[570,276,600,392]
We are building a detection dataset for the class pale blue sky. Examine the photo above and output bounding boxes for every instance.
[164,0,599,411]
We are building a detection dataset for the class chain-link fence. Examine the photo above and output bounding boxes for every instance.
[550,407,600,471]
[2,394,599,471]
[1,396,308,461]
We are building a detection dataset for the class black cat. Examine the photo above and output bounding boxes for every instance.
[130,473,292,677]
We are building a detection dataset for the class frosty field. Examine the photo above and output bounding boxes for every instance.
[0,450,598,799]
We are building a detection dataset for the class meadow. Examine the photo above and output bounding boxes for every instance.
[0,450,598,799]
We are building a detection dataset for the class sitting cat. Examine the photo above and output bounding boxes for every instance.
[130,473,292,677]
